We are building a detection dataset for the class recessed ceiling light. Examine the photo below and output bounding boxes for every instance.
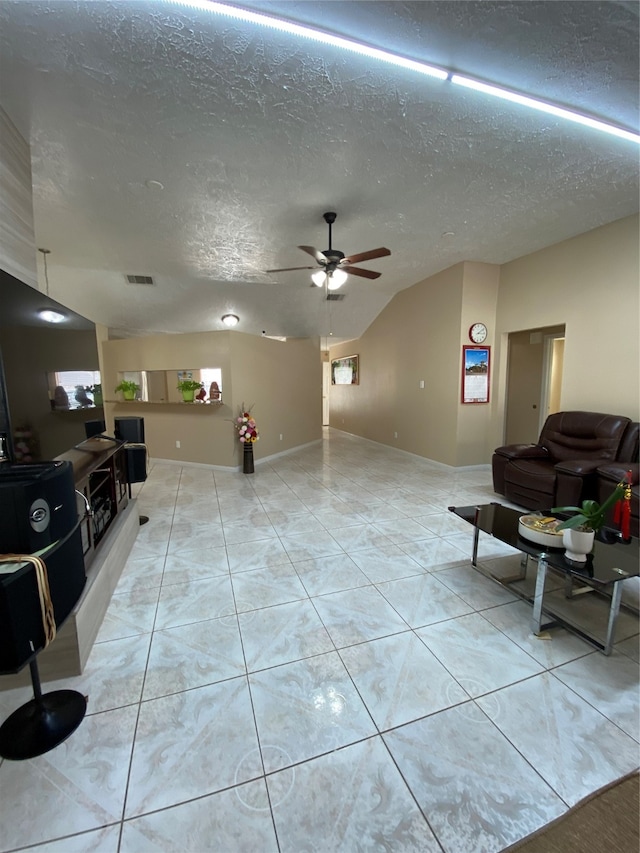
[221,313,240,327]
[145,180,164,190]
[38,308,66,323]
[441,231,455,238]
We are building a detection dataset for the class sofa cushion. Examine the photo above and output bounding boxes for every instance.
[539,412,630,463]
[617,423,639,463]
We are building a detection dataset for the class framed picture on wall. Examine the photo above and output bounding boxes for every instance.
[331,355,359,385]
[461,346,490,403]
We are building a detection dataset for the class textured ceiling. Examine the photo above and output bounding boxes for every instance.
[0,1,638,342]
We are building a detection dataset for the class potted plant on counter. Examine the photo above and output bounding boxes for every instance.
[114,379,139,401]
[177,378,203,402]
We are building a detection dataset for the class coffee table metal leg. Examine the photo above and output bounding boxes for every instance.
[532,557,548,635]
[472,526,480,567]
[603,583,623,655]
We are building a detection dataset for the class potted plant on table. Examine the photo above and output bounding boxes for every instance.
[114,379,139,401]
[552,481,627,562]
[176,378,203,402]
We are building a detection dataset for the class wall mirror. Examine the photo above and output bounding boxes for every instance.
[116,369,223,403]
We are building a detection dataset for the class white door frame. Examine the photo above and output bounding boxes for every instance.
[322,361,330,426]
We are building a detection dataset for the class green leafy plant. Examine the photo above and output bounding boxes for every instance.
[552,484,625,533]
[176,379,204,392]
[114,380,139,394]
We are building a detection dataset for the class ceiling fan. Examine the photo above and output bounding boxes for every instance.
[266,211,391,286]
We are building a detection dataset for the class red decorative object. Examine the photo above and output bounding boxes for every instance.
[613,470,633,540]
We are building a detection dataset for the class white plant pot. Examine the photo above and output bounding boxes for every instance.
[562,528,595,563]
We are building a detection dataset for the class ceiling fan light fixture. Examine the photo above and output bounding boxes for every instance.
[312,268,348,289]
[328,269,348,289]
[221,313,239,327]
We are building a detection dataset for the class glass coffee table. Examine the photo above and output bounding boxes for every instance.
[449,502,639,655]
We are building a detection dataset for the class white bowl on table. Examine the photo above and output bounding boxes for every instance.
[518,514,565,549]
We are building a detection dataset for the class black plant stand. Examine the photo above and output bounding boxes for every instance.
[0,657,86,760]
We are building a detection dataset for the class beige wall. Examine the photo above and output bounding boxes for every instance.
[101,330,322,467]
[329,261,500,466]
[0,326,102,459]
[329,215,638,467]
[455,262,500,465]
[491,214,639,451]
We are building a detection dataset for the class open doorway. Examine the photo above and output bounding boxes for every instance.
[504,325,565,444]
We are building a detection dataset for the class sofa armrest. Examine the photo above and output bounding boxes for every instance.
[494,444,549,461]
[597,462,639,486]
[553,460,603,506]
[554,459,602,477]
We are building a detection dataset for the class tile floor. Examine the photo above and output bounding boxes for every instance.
[0,429,638,852]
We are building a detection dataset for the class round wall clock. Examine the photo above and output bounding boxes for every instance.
[469,323,488,344]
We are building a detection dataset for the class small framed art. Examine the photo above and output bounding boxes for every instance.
[331,355,359,385]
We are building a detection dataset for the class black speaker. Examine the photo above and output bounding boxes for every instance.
[84,419,106,439]
[0,462,78,554]
[114,417,145,444]
[0,526,86,673]
[125,445,147,484]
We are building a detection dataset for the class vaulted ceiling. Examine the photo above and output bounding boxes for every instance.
[1,1,637,342]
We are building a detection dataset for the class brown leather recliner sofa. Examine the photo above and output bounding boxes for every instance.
[597,422,639,538]
[492,411,632,511]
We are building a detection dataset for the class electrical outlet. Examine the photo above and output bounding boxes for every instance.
[394,432,398,439]
[279,434,283,441]
[419,379,425,389]
[176,440,181,448]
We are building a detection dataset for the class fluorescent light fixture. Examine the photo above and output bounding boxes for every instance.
[38,308,66,323]
[171,1,448,80]
[168,1,640,144]
[221,313,240,326]
[451,75,640,144]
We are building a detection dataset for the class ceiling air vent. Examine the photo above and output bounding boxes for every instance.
[326,293,345,301]
[125,274,154,285]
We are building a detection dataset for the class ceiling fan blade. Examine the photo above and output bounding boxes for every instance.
[266,265,316,273]
[342,247,391,265]
[343,266,381,280]
[298,245,327,264]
